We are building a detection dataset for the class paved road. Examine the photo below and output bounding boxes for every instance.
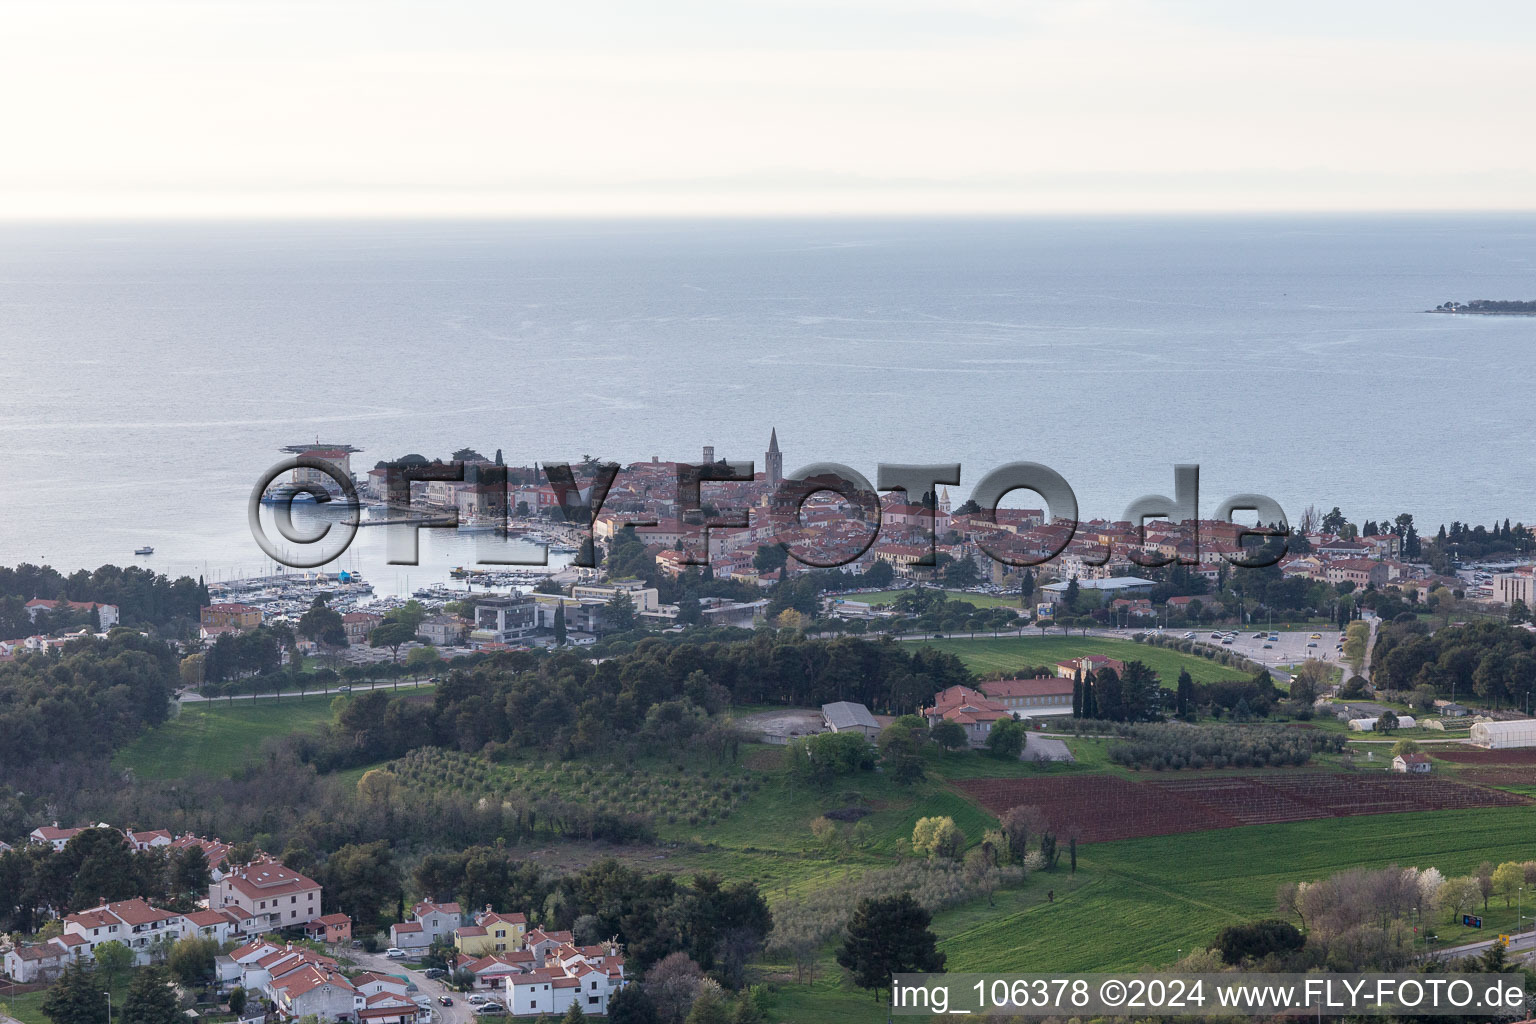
[348,949,478,1024]
[1428,926,1536,961]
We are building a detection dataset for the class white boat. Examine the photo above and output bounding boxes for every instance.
[134,546,154,556]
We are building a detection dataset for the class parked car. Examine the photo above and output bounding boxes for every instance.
[467,995,489,1005]
[337,685,353,693]
[385,947,405,959]
[1306,642,1318,648]
[423,968,447,980]
[474,1005,507,1016]
[1263,643,1273,649]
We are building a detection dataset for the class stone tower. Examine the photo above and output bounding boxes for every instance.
[765,428,783,488]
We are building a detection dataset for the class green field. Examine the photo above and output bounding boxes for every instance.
[919,635,1250,685]
[842,589,1025,610]
[939,805,1536,973]
[113,691,392,779]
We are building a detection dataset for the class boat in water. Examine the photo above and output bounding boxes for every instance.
[134,546,154,556]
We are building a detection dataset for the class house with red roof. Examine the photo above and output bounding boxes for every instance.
[978,676,1075,717]
[923,685,1014,746]
[209,857,322,934]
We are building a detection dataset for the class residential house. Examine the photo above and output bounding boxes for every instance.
[29,824,88,850]
[1055,655,1125,680]
[417,616,467,646]
[1393,752,1432,774]
[343,612,384,643]
[388,921,429,952]
[24,599,119,629]
[409,901,464,944]
[4,942,70,983]
[455,909,527,955]
[455,951,535,989]
[209,858,323,934]
[505,942,625,1017]
[923,686,1014,746]
[63,899,185,965]
[305,914,353,945]
[201,603,263,632]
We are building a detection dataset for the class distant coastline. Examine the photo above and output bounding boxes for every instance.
[1428,300,1536,316]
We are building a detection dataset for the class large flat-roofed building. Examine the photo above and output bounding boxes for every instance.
[1040,576,1156,605]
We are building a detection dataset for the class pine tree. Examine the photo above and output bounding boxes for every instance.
[41,961,106,1024]
[1071,668,1083,718]
[1175,669,1193,718]
[835,893,945,1001]
[553,605,567,645]
[122,965,181,1024]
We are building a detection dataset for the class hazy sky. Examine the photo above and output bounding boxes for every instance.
[2,0,1533,217]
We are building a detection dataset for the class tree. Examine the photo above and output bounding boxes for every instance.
[318,841,400,931]
[984,718,1027,759]
[646,953,703,1024]
[562,1001,589,1024]
[683,984,730,1024]
[298,596,347,647]
[1215,919,1304,965]
[93,940,134,992]
[1377,709,1399,734]
[1175,668,1193,717]
[41,961,107,1024]
[172,843,211,895]
[553,605,567,645]
[836,893,945,1002]
[608,984,661,1024]
[1492,862,1525,908]
[228,988,247,1017]
[911,817,963,860]
[369,621,416,664]
[1390,739,1421,758]
[930,719,967,751]
[404,645,440,671]
[606,591,637,632]
[168,936,220,987]
[122,965,181,1024]
[999,805,1046,866]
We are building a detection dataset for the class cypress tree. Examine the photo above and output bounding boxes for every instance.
[1071,668,1083,718]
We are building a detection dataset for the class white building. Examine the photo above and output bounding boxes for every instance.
[209,859,323,934]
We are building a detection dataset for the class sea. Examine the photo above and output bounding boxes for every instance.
[0,215,1532,597]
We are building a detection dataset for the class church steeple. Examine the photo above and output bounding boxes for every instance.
[765,428,783,488]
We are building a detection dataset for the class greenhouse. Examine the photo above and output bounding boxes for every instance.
[1470,719,1536,749]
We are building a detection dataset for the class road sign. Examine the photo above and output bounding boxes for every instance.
[1463,914,1483,929]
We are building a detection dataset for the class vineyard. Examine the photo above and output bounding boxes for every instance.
[954,772,1530,842]
[385,747,762,837]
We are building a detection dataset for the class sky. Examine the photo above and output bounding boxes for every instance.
[1,0,1533,218]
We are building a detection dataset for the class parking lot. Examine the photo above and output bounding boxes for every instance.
[1183,628,1348,675]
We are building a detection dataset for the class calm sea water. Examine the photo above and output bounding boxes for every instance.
[0,216,1532,595]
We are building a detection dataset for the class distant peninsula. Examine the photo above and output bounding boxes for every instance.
[1428,299,1536,315]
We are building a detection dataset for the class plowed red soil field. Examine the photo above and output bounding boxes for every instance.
[953,773,1530,842]
[1434,749,1536,764]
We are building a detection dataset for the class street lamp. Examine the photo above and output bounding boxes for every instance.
[104,991,112,1024]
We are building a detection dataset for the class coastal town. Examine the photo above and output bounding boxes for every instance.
[9,436,1536,1024]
